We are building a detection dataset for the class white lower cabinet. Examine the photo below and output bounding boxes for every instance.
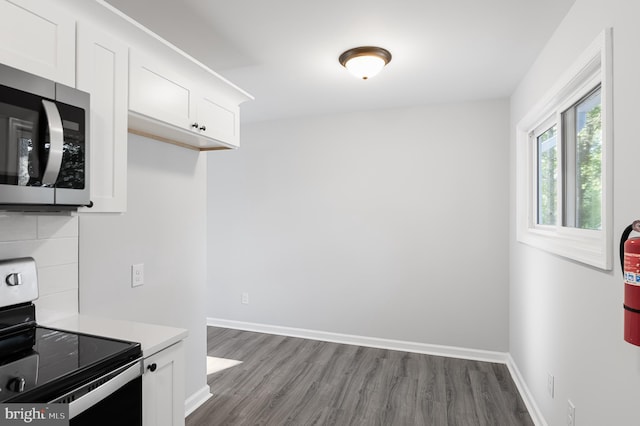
[143,340,185,426]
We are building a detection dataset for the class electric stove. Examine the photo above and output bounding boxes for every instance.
[0,257,143,425]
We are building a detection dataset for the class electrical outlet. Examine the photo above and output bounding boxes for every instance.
[547,373,554,398]
[131,264,144,287]
[567,400,576,426]
[241,292,249,304]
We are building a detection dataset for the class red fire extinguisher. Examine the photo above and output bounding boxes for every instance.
[621,220,640,345]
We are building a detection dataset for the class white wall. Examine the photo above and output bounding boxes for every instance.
[0,214,78,322]
[79,133,208,403]
[207,100,510,352]
[510,0,640,424]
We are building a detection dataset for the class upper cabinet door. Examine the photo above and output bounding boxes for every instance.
[0,0,75,86]
[129,50,196,131]
[196,93,240,148]
[76,22,129,213]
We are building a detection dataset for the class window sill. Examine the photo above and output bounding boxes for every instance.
[517,226,611,270]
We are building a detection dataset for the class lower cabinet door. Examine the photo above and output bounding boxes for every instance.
[143,341,185,426]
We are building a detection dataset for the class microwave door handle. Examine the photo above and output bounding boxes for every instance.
[40,100,64,186]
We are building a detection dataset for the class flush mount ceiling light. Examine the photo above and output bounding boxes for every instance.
[339,46,392,80]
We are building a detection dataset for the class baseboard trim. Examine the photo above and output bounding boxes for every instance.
[206,317,508,364]
[184,385,212,418]
[505,354,547,426]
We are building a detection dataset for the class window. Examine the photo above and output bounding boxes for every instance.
[563,86,602,230]
[535,122,558,226]
[516,29,612,269]
[533,85,602,230]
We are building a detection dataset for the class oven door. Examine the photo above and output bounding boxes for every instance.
[54,360,142,426]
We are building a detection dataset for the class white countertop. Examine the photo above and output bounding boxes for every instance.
[43,314,188,358]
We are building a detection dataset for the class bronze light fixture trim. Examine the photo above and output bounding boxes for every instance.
[339,46,392,80]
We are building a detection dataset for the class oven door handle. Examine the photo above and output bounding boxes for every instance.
[67,360,142,419]
[40,100,64,187]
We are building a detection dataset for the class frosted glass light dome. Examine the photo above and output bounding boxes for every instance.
[339,46,392,80]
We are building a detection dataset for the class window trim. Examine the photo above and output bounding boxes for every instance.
[516,28,613,270]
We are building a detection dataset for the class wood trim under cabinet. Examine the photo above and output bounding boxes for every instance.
[128,128,232,152]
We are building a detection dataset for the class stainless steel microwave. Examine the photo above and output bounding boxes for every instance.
[0,63,90,210]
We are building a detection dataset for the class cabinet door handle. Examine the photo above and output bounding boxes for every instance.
[199,125,206,131]
[147,363,157,372]
[191,122,199,129]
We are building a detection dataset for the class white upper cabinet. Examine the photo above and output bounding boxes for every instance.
[128,48,250,151]
[196,92,239,146]
[76,22,129,213]
[129,49,196,132]
[0,0,252,207]
[0,0,75,86]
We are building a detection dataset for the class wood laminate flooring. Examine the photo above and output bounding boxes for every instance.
[186,327,534,426]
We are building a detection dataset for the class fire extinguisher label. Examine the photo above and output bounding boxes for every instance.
[624,252,640,285]
[624,272,640,285]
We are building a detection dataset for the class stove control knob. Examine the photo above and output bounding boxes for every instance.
[7,377,26,393]
[5,273,22,286]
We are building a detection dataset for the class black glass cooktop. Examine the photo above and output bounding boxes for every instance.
[0,326,142,403]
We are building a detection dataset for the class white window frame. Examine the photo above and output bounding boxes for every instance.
[516,28,613,270]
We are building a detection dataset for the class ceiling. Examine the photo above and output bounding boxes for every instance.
[105,0,576,123]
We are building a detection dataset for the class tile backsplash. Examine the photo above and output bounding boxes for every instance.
[0,213,78,322]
